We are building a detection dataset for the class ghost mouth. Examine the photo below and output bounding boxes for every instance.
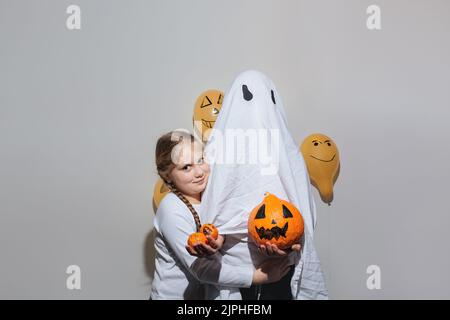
[201,119,216,128]
[310,154,336,162]
[255,222,288,240]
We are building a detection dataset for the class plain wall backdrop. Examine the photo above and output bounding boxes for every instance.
[1,0,449,299]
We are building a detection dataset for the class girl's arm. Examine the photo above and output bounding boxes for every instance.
[157,203,253,288]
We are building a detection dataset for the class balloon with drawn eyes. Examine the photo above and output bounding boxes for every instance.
[248,193,304,250]
[193,89,223,143]
[300,133,340,205]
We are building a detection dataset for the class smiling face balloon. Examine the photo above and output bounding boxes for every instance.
[300,133,340,205]
[193,89,223,143]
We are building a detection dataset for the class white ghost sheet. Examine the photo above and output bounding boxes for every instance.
[199,70,328,299]
[201,70,316,235]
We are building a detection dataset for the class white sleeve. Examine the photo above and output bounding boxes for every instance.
[157,197,253,288]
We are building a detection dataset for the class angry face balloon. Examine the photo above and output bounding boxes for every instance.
[300,133,340,205]
[193,89,223,143]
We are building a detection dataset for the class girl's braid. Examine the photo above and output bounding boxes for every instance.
[166,181,202,232]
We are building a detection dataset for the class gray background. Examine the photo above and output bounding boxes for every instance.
[1,0,449,299]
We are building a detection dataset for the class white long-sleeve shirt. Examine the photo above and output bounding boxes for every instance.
[150,192,254,300]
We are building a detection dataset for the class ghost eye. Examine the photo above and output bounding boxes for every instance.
[255,204,266,219]
[327,142,331,146]
[282,205,293,218]
[271,90,276,104]
[242,85,253,101]
[314,142,319,146]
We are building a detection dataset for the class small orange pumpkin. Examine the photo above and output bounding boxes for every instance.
[200,224,219,240]
[187,232,208,247]
[248,193,304,249]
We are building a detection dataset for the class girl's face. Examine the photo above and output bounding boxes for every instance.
[167,141,210,199]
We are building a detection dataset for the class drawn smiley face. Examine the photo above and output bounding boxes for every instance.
[304,134,338,164]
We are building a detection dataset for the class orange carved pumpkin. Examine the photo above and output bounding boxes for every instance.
[248,193,304,249]
[200,223,219,240]
[187,224,219,249]
[187,232,208,247]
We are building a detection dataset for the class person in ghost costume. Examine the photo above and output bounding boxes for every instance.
[199,70,328,299]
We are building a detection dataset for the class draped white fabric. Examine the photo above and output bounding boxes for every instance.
[199,70,328,299]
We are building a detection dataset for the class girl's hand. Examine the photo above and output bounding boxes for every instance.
[185,234,225,257]
[252,257,292,285]
[258,243,302,256]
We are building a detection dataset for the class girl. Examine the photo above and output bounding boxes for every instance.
[150,130,292,299]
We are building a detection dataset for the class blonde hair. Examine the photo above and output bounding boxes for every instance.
[155,130,202,231]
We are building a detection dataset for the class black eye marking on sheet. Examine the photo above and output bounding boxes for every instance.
[242,85,253,101]
[255,223,288,240]
[271,90,276,104]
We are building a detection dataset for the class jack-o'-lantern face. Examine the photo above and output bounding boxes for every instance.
[193,89,223,143]
[200,223,218,240]
[248,193,304,249]
[152,178,170,213]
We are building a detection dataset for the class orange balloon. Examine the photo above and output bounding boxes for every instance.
[152,178,170,213]
[300,133,340,205]
[193,89,223,143]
